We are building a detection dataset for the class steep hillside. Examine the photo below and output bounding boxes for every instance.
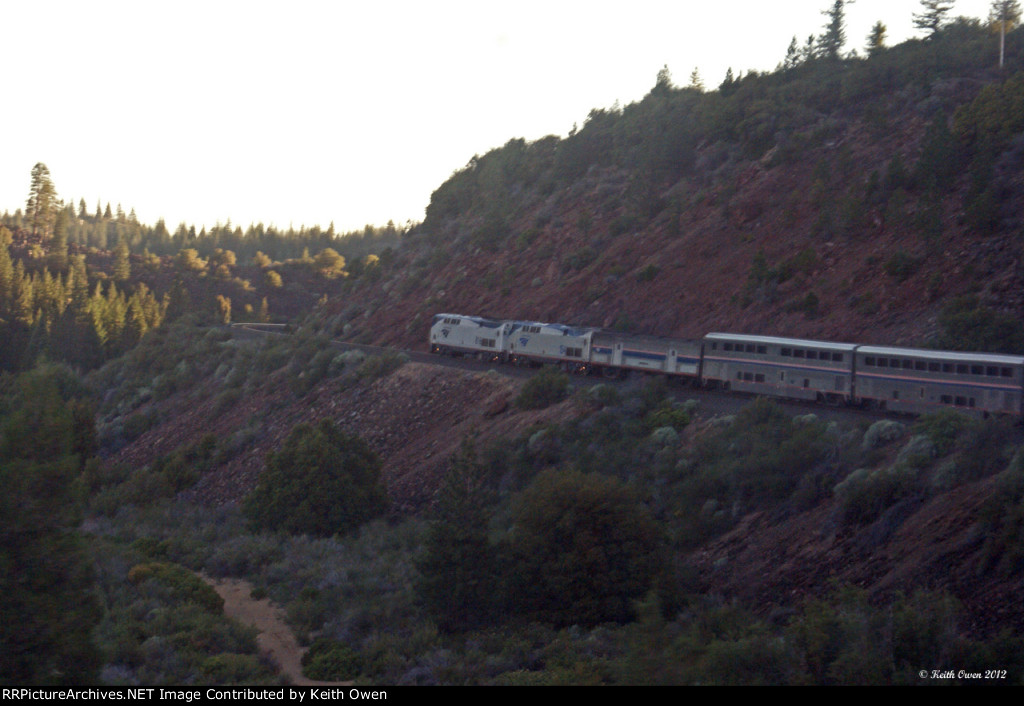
[325,23,1024,356]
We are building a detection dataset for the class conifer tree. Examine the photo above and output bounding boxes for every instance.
[990,0,1022,67]
[783,36,802,69]
[819,0,851,60]
[113,239,131,282]
[914,0,955,38]
[49,210,69,272]
[417,438,499,632]
[867,21,888,56]
[26,163,58,240]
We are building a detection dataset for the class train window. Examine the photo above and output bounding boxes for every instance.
[934,363,945,372]
[915,361,926,371]
[902,360,913,370]
[711,342,717,350]
[919,388,925,398]
[832,353,844,362]
[971,365,983,375]
[803,379,810,388]
[1002,367,1014,378]
[807,351,818,360]
[955,396,966,406]
[987,366,999,377]
[781,348,791,356]
[892,390,899,400]
[746,344,756,353]
[724,343,734,351]
[794,350,805,358]
[969,398,976,408]
[780,372,785,381]
[890,358,901,368]
[865,357,876,366]
[757,345,767,354]
[736,372,743,380]
[956,364,968,374]
[877,359,888,368]
[755,373,765,382]
[941,395,953,404]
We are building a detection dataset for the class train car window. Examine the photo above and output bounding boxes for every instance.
[877,359,888,368]
[724,343,734,351]
[940,363,950,372]
[929,363,940,372]
[736,372,743,380]
[865,357,875,366]
[892,390,899,400]
[902,360,913,369]
[757,345,767,354]
[956,364,968,374]
[987,366,999,377]
[968,398,976,408]
[803,379,810,388]
[833,353,844,362]
[745,344,756,353]
[955,396,966,406]
[941,395,953,404]
[794,350,805,358]
[920,388,925,398]
[890,358,901,368]
[1002,367,1013,378]
[744,372,754,381]
[971,365,983,375]
[781,348,791,356]
[711,342,717,350]
[755,373,765,382]
[915,361,927,371]
[807,350,818,360]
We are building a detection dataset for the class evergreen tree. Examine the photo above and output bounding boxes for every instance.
[914,0,955,38]
[867,21,888,56]
[819,0,850,60]
[783,35,802,69]
[49,210,69,272]
[687,66,704,91]
[26,163,58,240]
[990,0,1022,67]
[113,239,131,282]
[416,438,500,632]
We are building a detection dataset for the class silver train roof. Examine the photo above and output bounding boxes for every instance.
[704,332,859,351]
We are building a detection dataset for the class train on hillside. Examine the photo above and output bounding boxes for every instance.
[428,313,1024,418]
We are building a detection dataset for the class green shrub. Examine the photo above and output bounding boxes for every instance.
[244,420,387,537]
[127,562,224,613]
[516,366,570,410]
[302,639,362,681]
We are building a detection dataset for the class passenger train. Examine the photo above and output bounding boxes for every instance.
[429,313,1024,418]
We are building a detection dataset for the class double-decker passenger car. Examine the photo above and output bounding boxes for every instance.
[854,345,1024,416]
[702,333,858,403]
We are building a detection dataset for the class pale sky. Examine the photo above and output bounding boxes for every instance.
[0,1,999,233]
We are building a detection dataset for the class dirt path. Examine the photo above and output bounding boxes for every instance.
[203,575,352,686]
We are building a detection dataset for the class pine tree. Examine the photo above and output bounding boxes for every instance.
[819,0,850,60]
[867,21,888,56]
[49,210,69,272]
[687,67,704,91]
[416,438,499,632]
[783,35,802,69]
[113,239,131,282]
[26,163,58,240]
[990,0,1022,67]
[914,0,955,38]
